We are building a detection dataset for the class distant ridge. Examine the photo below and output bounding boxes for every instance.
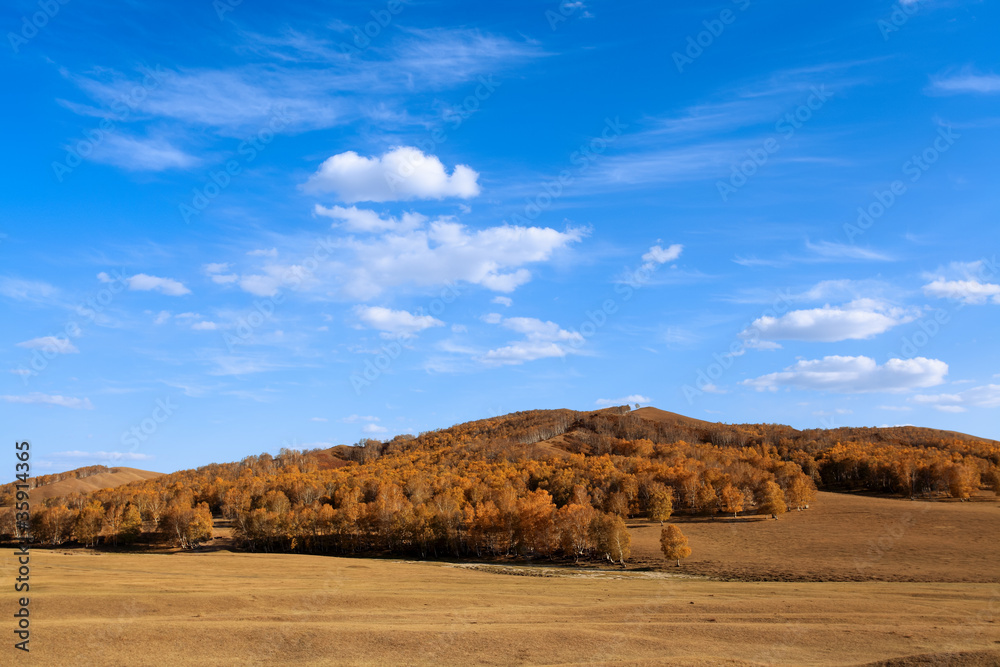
[3,466,164,504]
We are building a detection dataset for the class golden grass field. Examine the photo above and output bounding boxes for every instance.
[4,548,999,666]
[4,490,1000,665]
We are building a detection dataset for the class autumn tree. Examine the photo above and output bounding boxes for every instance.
[75,502,105,547]
[647,483,674,524]
[659,524,692,567]
[758,481,787,519]
[719,483,744,518]
[119,505,143,543]
[589,513,631,567]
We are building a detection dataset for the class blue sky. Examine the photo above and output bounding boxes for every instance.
[3,0,999,474]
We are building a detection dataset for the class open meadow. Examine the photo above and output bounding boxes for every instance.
[6,485,1000,666]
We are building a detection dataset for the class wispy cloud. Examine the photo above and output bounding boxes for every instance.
[1,393,94,409]
[930,71,1000,95]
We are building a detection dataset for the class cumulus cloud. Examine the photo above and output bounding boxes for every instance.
[744,355,948,394]
[742,299,917,343]
[338,220,585,299]
[924,279,1000,304]
[16,336,79,354]
[911,384,1000,411]
[355,306,444,338]
[305,147,481,202]
[101,271,190,296]
[1,393,94,409]
[363,423,389,434]
[314,205,426,233]
[922,260,1000,304]
[595,394,651,407]
[481,316,583,365]
[492,296,513,307]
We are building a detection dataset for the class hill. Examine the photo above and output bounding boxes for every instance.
[4,406,998,576]
[1,465,163,506]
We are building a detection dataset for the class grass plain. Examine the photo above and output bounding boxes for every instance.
[4,490,1000,665]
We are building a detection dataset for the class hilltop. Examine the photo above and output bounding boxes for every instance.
[1,465,162,506]
[4,405,998,580]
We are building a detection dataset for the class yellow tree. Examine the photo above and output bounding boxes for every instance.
[75,501,105,547]
[758,481,787,519]
[719,483,744,518]
[659,524,692,567]
[647,483,674,525]
[589,513,631,567]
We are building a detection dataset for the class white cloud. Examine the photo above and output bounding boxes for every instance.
[310,417,328,422]
[336,220,584,299]
[0,278,58,302]
[482,312,503,324]
[492,296,513,307]
[1,393,94,409]
[595,394,651,407]
[805,240,893,262]
[247,248,278,258]
[931,72,1000,95]
[342,415,379,423]
[305,147,481,202]
[314,205,426,233]
[16,336,79,354]
[911,384,1000,411]
[89,134,199,171]
[363,423,388,434]
[922,260,1000,304]
[481,316,584,366]
[101,272,190,296]
[924,279,1000,304]
[742,299,917,343]
[205,263,239,284]
[642,244,683,265]
[191,321,218,331]
[744,355,948,394]
[50,450,153,461]
[355,306,444,338]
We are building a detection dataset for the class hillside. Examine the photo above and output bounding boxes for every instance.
[1,465,163,506]
[4,406,999,578]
